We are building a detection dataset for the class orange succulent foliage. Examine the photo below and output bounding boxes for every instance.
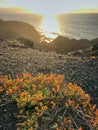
[7,88,13,94]
[20,92,25,97]
[0,72,98,130]
[78,127,83,130]
[14,86,20,91]
[0,86,3,92]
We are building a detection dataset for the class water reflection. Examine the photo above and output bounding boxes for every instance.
[40,15,59,42]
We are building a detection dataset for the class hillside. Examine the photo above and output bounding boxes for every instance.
[0,39,98,105]
[0,20,41,42]
[0,39,98,130]
[49,36,91,53]
[0,19,95,54]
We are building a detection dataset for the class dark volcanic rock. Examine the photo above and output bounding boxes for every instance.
[89,38,98,56]
[90,38,98,51]
[0,91,19,130]
[49,36,91,53]
[66,50,86,57]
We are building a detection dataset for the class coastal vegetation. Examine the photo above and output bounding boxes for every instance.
[0,72,98,130]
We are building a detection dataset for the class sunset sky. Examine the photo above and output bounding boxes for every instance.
[0,0,98,33]
[0,0,98,15]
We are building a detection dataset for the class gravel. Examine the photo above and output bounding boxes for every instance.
[0,40,98,106]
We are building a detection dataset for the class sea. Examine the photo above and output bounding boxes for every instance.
[0,13,98,42]
[57,13,98,40]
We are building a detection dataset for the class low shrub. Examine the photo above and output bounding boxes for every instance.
[0,72,98,130]
[17,38,34,48]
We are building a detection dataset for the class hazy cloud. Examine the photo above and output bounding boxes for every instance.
[74,8,98,13]
[0,7,30,14]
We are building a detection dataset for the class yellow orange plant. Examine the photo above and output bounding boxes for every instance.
[0,72,98,130]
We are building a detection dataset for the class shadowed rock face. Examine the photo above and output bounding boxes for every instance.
[90,38,98,51]
[0,20,41,42]
[49,36,91,53]
[89,38,98,56]
[66,50,86,57]
[91,38,98,44]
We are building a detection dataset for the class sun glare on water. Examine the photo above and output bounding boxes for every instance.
[40,14,59,42]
